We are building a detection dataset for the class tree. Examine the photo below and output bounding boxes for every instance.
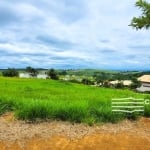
[103,81,110,88]
[25,66,38,77]
[130,0,150,29]
[82,78,93,85]
[26,66,33,73]
[59,70,67,75]
[94,72,108,84]
[2,68,19,77]
[130,78,141,89]
[47,69,59,80]
[115,82,124,89]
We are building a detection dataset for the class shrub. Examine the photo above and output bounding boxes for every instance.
[130,78,141,89]
[103,81,110,88]
[25,66,38,77]
[2,68,19,77]
[115,82,124,89]
[82,78,94,85]
[47,69,59,80]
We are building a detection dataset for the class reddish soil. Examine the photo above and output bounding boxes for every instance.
[0,112,150,150]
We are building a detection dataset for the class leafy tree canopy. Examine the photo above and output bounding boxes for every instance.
[2,68,19,77]
[130,0,150,29]
[25,66,38,77]
[47,69,59,80]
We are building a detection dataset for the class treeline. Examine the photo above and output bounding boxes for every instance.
[1,67,59,80]
[2,68,19,77]
[93,72,141,82]
[1,68,149,90]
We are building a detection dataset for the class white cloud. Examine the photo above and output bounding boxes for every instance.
[0,0,150,70]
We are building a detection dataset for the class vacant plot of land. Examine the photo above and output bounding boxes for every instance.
[0,77,150,124]
[0,113,150,150]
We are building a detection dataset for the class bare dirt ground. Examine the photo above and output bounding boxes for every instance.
[0,112,150,150]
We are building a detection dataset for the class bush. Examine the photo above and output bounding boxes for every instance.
[59,70,67,75]
[115,82,124,89]
[69,79,81,84]
[25,66,38,77]
[82,78,94,85]
[130,78,141,89]
[103,81,110,88]
[47,69,59,80]
[2,68,19,77]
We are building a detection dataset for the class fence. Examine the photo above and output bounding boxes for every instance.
[111,97,146,114]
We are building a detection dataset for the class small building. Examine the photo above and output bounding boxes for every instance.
[110,80,120,85]
[110,80,132,86]
[136,75,150,92]
[122,80,132,86]
[19,72,48,79]
[37,74,48,79]
[19,73,31,78]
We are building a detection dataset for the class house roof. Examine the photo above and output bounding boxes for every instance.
[138,75,150,83]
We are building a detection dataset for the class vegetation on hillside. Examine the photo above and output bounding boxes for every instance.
[0,68,150,91]
[0,77,149,125]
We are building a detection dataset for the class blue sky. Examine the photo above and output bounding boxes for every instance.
[0,0,150,70]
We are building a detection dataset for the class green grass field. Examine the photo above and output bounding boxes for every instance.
[0,77,149,125]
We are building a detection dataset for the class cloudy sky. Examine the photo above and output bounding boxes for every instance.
[0,0,150,70]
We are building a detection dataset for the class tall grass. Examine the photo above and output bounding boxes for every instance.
[0,77,149,124]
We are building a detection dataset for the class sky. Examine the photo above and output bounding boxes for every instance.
[0,0,150,70]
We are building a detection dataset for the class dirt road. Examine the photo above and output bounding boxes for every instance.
[0,113,150,150]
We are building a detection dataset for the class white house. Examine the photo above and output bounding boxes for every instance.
[19,73,31,78]
[19,72,48,79]
[37,74,48,79]
[137,75,150,92]
[110,80,132,86]
[122,80,132,86]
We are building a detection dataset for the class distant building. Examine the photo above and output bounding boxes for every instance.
[110,80,120,85]
[122,80,132,86]
[19,71,48,79]
[19,73,31,78]
[37,74,48,79]
[110,80,132,86]
[137,75,150,92]
[62,75,71,81]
